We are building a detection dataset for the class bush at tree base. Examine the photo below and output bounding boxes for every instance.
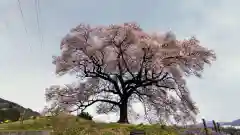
[77,112,93,120]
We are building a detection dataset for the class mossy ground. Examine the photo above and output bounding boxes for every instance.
[0,114,181,135]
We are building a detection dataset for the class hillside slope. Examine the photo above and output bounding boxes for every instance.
[0,114,180,135]
[229,119,240,126]
[0,98,40,119]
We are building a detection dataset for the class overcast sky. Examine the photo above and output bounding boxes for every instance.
[0,0,239,123]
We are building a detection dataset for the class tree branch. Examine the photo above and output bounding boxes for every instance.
[82,57,123,96]
[70,99,120,113]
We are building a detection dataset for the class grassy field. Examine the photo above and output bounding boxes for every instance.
[0,114,182,135]
[1,114,223,135]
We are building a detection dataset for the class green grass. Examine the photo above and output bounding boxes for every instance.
[0,114,180,135]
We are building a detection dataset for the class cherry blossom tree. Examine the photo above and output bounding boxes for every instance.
[45,22,216,124]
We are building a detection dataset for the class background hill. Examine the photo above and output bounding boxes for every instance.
[229,119,240,126]
[196,119,240,127]
[0,97,40,120]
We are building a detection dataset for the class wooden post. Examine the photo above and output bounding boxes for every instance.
[202,119,209,135]
[20,110,26,124]
[216,122,221,132]
[212,120,218,132]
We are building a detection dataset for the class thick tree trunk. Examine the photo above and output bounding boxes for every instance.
[117,101,129,123]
